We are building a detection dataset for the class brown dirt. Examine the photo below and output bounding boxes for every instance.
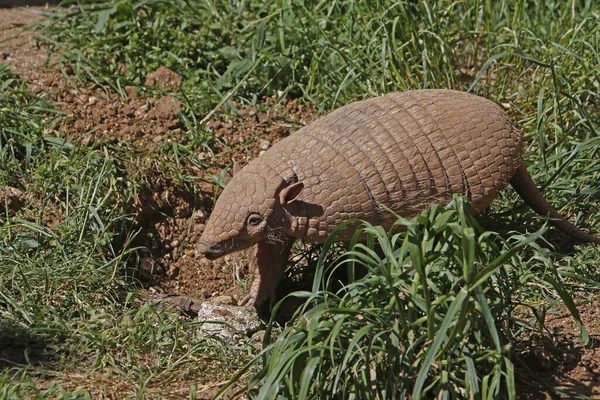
[2,6,599,399]
[145,65,182,89]
[0,185,25,214]
[516,301,600,399]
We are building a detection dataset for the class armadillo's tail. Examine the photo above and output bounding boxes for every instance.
[510,164,600,245]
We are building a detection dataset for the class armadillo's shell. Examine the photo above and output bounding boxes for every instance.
[248,89,523,242]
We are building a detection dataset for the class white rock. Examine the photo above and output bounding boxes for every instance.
[197,301,261,343]
[259,139,271,150]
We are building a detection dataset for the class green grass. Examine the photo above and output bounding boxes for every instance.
[218,202,600,399]
[37,1,599,107]
[1,0,599,398]
[0,64,255,398]
[218,198,563,399]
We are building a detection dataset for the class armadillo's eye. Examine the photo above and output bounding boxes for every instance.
[247,214,263,227]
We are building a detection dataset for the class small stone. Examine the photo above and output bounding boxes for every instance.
[259,139,271,150]
[88,96,98,105]
[171,240,180,248]
[152,135,163,143]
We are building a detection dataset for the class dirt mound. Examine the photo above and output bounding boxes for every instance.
[145,66,182,89]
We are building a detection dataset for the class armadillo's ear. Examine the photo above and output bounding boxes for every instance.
[279,181,304,205]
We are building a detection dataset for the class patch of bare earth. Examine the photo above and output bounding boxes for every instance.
[517,300,600,399]
[0,6,48,76]
[2,6,599,399]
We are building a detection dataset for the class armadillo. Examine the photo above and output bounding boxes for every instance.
[196,89,600,307]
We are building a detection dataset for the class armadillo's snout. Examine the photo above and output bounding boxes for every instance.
[195,240,211,256]
[196,240,218,260]
[196,237,234,260]
[202,249,222,261]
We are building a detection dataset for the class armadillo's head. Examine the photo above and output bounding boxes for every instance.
[196,168,304,260]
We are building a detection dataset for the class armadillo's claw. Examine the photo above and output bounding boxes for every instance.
[238,294,256,307]
[239,285,274,308]
[239,290,276,318]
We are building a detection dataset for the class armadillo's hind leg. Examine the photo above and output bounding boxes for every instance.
[510,164,600,245]
[239,235,295,310]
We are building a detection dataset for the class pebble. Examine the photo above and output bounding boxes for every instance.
[259,139,271,150]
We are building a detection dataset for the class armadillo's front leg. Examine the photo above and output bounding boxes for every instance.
[239,235,294,308]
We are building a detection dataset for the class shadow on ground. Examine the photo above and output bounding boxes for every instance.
[0,319,57,370]
[516,331,600,399]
